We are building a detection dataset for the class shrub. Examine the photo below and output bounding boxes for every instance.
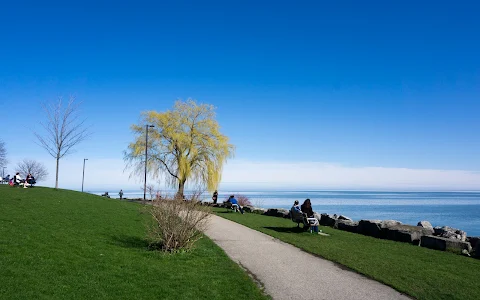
[224,194,252,207]
[147,193,211,252]
[237,194,252,206]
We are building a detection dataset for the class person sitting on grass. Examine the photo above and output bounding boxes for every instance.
[14,172,24,186]
[26,173,36,185]
[228,195,244,214]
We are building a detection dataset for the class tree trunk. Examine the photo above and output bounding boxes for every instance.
[176,180,186,200]
[55,156,59,189]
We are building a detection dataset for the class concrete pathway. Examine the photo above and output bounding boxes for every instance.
[204,215,411,300]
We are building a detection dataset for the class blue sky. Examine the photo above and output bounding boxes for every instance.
[1,1,479,191]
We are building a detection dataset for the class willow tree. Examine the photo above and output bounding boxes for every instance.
[125,99,234,198]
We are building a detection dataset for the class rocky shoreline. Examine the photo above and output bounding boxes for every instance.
[210,202,480,259]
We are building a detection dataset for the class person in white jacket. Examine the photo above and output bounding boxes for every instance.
[14,172,23,184]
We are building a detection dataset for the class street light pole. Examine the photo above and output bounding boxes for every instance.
[144,124,155,201]
[2,167,5,184]
[82,158,88,192]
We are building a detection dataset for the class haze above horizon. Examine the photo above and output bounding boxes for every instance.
[1,1,479,191]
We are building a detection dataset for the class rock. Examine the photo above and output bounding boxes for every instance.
[433,226,467,242]
[384,224,433,245]
[467,237,480,250]
[417,221,434,231]
[381,220,403,228]
[319,213,337,227]
[265,208,290,218]
[313,212,322,223]
[358,220,383,238]
[338,215,353,222]
[475,242,480,259]
[242,206,254,213]
[421,235,472,254]
[252,208,267,215]
[335,219,359,233]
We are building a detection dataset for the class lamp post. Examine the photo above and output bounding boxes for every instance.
[2,167,5,184]
[144,124,155,201]
[82,158,88,192]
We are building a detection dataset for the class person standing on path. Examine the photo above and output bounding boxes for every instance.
[119,189,124,200]
[212,190,218,204]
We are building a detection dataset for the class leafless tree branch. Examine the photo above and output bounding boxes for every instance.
[33,96,91,188]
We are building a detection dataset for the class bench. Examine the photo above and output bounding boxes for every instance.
[290,208,307,228]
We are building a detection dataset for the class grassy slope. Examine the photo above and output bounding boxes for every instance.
[0,185,268,300]
[214,209,480,300]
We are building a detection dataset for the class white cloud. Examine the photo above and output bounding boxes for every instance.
[5,157,480,191]
[220,160,480,191]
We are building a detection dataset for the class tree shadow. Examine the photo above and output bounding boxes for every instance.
[216,211,236,214]
[110,235,150,250]
[263,226,308,233]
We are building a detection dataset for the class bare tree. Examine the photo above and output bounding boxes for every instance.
[34,96,90,188]
[16,159,49,182]
[0,139,6,168]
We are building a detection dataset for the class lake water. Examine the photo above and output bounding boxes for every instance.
[90,190,480,236]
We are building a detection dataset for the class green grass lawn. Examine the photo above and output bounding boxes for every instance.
[214,208,480,300]
[0,185,269,300]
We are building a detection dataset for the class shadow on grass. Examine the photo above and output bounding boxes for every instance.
[110,235,150,250]
[263,226,308,233]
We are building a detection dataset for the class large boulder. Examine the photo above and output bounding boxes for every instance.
[358,220,403,239]
[467,236,480,250]
[433,226,467,241]
[384,224,433,245]
[475,242,480,259]
[358,220,383,238]
[335,219,359,233]
[242,205,254,213]
[252,208,267,215]
[338,215,353,222]
[265,208,290,218]
[319,213,337,227]
[417,221,434,231]
[421,235,472,254]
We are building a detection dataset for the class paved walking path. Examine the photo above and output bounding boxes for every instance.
[204,215,411,300]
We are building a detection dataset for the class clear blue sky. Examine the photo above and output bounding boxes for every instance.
[1,0,479,190]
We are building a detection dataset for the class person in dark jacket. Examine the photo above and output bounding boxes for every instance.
[301,198,314,218]
[212,190,218,204]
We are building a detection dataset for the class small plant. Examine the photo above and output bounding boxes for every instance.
[147,192,211,252]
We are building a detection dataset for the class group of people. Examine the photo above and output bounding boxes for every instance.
[4,172,36,188]
[291,198,320,233]
[212,190,245,214]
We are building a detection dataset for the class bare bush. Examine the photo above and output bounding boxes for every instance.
[224,194,252,206]
[237,194,252,206]
[147,192,211,252]
[16,159,49,182]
